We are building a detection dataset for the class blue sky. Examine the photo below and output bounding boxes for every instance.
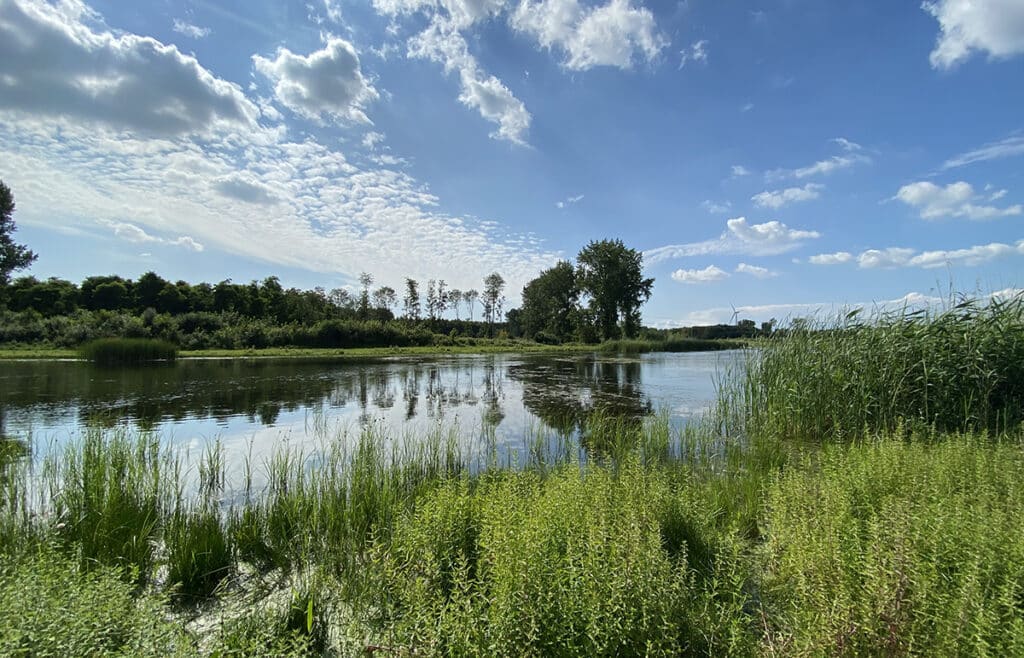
[2,0,1023,325]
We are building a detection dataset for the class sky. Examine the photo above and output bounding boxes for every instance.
[1,0,1023,326]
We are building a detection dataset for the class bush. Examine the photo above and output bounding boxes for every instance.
[79,338,178,365]
[0,548,185,656]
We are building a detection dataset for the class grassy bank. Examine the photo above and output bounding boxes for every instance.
[2,296,1023,655]
[0,338,744,360]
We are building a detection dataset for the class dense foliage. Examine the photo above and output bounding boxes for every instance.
[0,181,36,289]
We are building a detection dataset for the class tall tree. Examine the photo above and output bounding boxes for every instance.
[519,261,580,341]
[426,279,438,320]
[358,272,374,319]
[576,239,654,340]
[403,278,421,320]
[482,272,506,331]
[0,181,37,292]
[463,289,479,321]
[373,285,397,312]
[448,288,462,320]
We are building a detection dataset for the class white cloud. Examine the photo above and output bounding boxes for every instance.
[510,0,667,71]
[768,138,870,181]
[857,247,916,269]
[408,18,531,144]
[362,131,386,149]
[675,291,947,326]
[172,19,210,39]
[853,240,1024,270]
[735,263,777,278]
[731,165,751,177]
[701,200,731,214]
[751,183,823,209]
[896,181,1022,220]
[924,0,1024,69]
[108,221,204,251]
[213,174,279,204]
[253,38,379,125]
[678,39,708,69]
[672,265,729,284]
[0,0,257,137]
[556,193,584,208]
[644,217,821,265]
[943,134,1024,169]
[809,251,853,265]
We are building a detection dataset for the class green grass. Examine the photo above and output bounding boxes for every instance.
[1,295,1023,654]
[79,338,178,365]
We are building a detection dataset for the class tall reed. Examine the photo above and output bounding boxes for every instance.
[737,294,1024,442]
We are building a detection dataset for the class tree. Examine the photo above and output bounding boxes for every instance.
[448,288,462,320]
[135,271,169,310]
[436,280,448,319]
[482,272,505,331]
[576,239,654,340]
[463,289,479,321]
[519,261,579,341]
[404,278,421,320]
[358,272,374,319]
[373,286,397,312]
[0,181,37,291]
[426,279,438,320]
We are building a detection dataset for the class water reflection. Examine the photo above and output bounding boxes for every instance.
[0,353,733,460]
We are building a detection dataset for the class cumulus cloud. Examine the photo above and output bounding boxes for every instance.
[644,217,821,265]
[0,0,257,137]
[943,134,1024,169]
[172,19,210,39]
[809,251,853,265]
[510,0,667,70]
[735,263,777,278]
[108,221,204,251]
[751,183,823,209]
[408,18,531,144]
[731,165,751,177]
[253,39,379,125]
[768,138,870,181]
[924,0,1024,69]
[672,265,729,284]
[896,181,1022,220]
[678,39,708,69]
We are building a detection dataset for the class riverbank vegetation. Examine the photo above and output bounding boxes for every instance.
[2,296,1023,655]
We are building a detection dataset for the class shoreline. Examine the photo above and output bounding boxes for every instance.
[0,339,745,361]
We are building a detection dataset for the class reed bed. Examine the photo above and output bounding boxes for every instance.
[736,294,1024,442]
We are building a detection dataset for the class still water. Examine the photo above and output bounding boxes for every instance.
[0,351,740,468]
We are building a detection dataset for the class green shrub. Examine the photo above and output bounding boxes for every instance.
[760,436,1024,656]
[79,338,178,365]
[0,548,186,657]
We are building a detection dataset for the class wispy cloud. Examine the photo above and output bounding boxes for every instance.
[752,183,823,209]
[106,221,204,251]
[172,19,210,39]
[767,138,870,181]
[735,262,778,278]
[943,134,1024,169]
[556,194,584,209]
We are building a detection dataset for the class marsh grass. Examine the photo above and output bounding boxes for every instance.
[738,294,1024,442]
[2,297,1024,655]
[79,338,178,365]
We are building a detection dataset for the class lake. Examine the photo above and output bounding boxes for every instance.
[0,351,741,475]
